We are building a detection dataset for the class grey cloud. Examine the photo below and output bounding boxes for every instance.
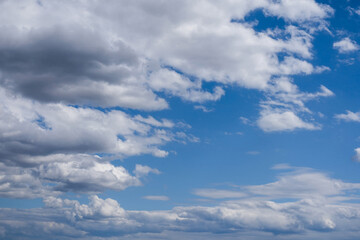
[0,25,167,110]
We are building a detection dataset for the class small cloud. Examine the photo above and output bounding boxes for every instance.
[239,116,250,125]
[333,38,359,53]
[194,105,214,112]
[143,195,169,201]
[133,165,161,178]
[224,131,243,136]
[347,6,360,16]
[246,151,260,155]
[272,163,293,170]
[257,111,319,132]
[193,189,246,199]
[353,148,360,162]
[335,110,360,122]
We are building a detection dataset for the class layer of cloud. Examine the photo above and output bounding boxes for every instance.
[1,167,360,239]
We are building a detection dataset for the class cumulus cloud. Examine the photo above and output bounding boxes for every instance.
[333,38,359,53]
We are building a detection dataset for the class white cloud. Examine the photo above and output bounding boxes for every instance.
[333,38,359,53]
[256,81,334,132]
[335,110,360,122]
[264,0,333,22]
[257,111,319,132]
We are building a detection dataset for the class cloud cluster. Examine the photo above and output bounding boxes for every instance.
[0,0,336,198]
[0,0,332,110]
[1,167,360,239]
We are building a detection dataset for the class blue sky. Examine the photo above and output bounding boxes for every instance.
[1,0,360,239]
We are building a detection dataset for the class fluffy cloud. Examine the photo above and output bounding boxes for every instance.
[333,38,359,53]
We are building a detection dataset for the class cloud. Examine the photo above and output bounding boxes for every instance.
[148,68,224,103]
[194,105,214,113]
[0,87,177,164]
[335,110,360,122]
[333,38,359,53]
[0,0,334,139]
[257,82,334,132]
[143,195,170,201]
[257,111,319,132]
[2,167,360,239]
[353,148,360,162]
[193,189,247,199]
[0,155,161,197]
[0,0,332,107]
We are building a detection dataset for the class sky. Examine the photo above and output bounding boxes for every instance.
[1,0,360,239]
